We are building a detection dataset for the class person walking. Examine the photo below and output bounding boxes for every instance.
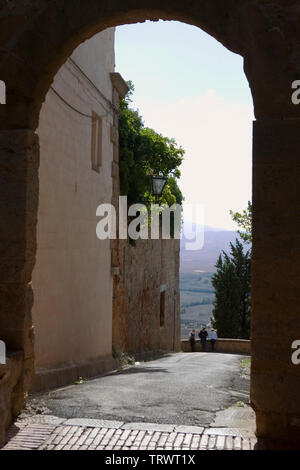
[199,327,208,351]
[209,328,218,352]
[189,329,196,352]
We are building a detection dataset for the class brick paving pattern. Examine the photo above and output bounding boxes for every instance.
[2,419,257,451]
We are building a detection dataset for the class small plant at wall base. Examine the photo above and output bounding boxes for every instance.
[113,344,135,368]
[236,401,246,408]
[211,203,252,339]
[119,81,184,208]
[74,377,87,385]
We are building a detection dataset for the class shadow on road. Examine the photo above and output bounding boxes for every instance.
[106,366,170,377]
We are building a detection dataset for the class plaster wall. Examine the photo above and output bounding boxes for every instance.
[32,29,115,370]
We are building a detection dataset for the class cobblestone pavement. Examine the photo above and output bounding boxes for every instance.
[2,417,257,451]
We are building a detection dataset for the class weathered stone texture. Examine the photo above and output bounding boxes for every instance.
[0,130,38,358]
[0,383,10,447]
[251,120,300,449]
[0,350,24,447]
[0,130,38,446]
[113,238,180,354]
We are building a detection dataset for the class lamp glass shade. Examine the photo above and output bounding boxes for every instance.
[152,175,167,197]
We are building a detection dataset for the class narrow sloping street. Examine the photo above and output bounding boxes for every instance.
[28,353,252,427]
[3,353,256,450]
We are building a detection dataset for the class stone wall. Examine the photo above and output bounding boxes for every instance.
[0,129,39,448]
[113,238,181,355]
[181,339,251,356]
[0,351,24,446]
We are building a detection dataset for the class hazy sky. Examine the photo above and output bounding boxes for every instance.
[115,20,254,231]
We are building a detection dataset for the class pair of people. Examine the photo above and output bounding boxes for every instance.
[200,327,218,352]
[189,327,218,352]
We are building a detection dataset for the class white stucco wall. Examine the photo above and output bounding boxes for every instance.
[32,29,115,369]
[71,28,115,99]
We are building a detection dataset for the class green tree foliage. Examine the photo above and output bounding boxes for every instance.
[119,82,184,206]
[211,239,251,339]
[230,201,252,244]
[161,176,184,207]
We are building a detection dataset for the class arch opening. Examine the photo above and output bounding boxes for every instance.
[0,0,300,451]
[29,22,254,439]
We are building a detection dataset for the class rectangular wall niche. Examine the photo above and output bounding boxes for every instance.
[0,80,6,104]
[91,111,103,172]
[160,290,166,328]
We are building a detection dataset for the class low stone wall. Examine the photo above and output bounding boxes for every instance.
[181,339,251,355]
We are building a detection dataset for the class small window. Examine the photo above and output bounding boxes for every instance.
[160,291,166,328]
[91,111,102,172]
[0,80,6,104]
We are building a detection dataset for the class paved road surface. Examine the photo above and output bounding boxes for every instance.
[29,353,250,427]
[3,353,256,450]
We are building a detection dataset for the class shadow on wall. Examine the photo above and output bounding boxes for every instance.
[107,366,171,377]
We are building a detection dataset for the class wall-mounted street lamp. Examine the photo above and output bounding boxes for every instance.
[151,175,167,203]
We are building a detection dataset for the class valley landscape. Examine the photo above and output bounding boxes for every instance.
[180,227,240,339]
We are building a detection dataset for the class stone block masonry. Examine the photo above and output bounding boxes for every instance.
[113,238,181,355]
[2,419,257,451]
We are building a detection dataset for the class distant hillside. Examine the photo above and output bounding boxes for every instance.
[179,225,242,337]
[180,225,240,273]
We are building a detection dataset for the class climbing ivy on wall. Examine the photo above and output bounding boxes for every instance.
[119,82,184,206]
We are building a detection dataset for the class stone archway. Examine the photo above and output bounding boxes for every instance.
[0,0,300,449]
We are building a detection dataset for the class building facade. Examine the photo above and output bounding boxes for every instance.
[30,28,180,392]
[32,29,119,389]
[113,238,181,356]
